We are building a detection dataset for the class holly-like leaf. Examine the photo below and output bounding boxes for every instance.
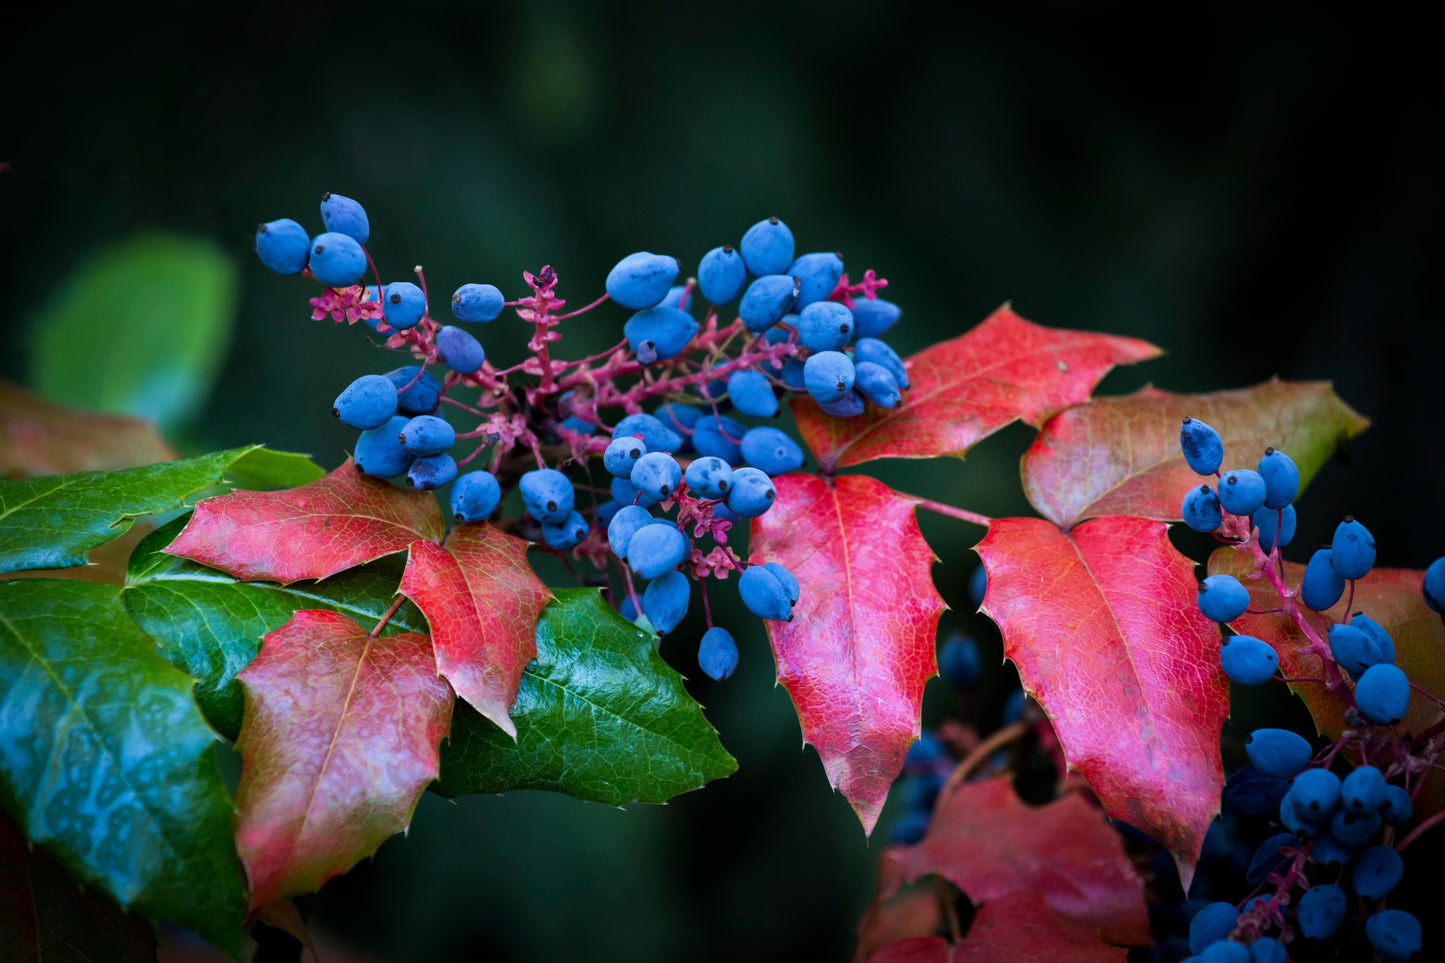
[0,811,157,963]
[792,306,1160,471]
[401,525,552,738]
[883,777,1148,945]
[0,445,259,574]
[0,377,176,479]
[868,892,1127,963]
[165,459,443,584]
[123,516,427,741]
[749,473,946,834]
[434,589,737,804]
[0,580,245,956]
[975,516,1227,890]
[233,610,452,912]
[1022,381,1369,529]
[225,447,326,490]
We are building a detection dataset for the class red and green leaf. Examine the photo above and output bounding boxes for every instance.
[750,473,946,834]
[867,892,1127,963]
[975,516,1227,890]
[1022,381,1369,529]
[233,610,453,912]
[400,525,552,738]
[792,306,1160,471]
[166,459,443,583]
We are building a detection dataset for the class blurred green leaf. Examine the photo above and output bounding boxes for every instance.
[29,232,238,431]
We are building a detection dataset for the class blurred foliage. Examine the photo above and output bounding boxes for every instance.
[2,1,1441,960]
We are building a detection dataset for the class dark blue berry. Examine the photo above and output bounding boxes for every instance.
[1220,635,1277,685]
[334,374,398,430]
[683,456,733,500]
[1245,833,1294,884]
[319,192,370,244]
[739,275,799,332]
[1297,884,1346,939]
[797,301,853,351]
[541,510,589,551]
[803,351,854,403]
[436,325,485,374]
[761,563,799,606]
[939,633,982,691]
[853,338,908,387]
[518,468,574,524]
[969,565,987,609]
[354,415,415,477]
[1355,663,1409,725]
[739,217,795,276]
[625,305,699,362]
[642,570,689,634]
[1222,764,1289,816]
[1300,549,1346,611]
[698,626,739,681]
[614,413,683,454]
[1290,767,1341,817]
[1310,832,1355,868]
[1248,937,1287,963]
[1197,575,1250,623]
[383,281,426,330]
[1257,448,1298,509]
[1180,418,1224,475]
[626,524,688,579]
[606,505,654,560]
[606,252,680,310]
[1217,469,1267,516]
[1366,909,1421,962]
[1245,728,1312,778]
[851,297,901,339]
[629,451,682,499]
[1330,516,1375,580]
[740,427,804,476]
[386,366,440,415]
[1351,844,1403,900]
[451,471,501,523]
[854,361,902,408]
[889,809,930,846]
[739,565,791,620]
[661,285,692,311]
[1352,614,1397,666]
[255,218,311,274]
[727,370,778,417]
[408,453,457,491]
[787,251,843,310]
[1329,808,1382,847]
[1252,504,1296,553]
[1424,556,1445,612]
[451,283,505,322]
[1188,902,1239,955]
[399,415,455,456]
[1182,485,1223,533]
[726,467,776,517]
[1381,785,1412,826]
[604,435,647,478]
[817,389,866,418]
[699,246,748,305]
[308,232,367,287]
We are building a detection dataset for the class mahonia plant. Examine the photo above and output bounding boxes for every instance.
[0,191,1439,960]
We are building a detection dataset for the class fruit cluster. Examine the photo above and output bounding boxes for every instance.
[1171,417,1436,961]
[255,194,917,677]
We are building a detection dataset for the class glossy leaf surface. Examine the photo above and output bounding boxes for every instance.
[884,777,1148,944]
[749,473,945,834]
[165,459,443,583]
[975,516,1227,890]
[0,580,244,955]
[0,377,175,479]
[435,590,736,804]
[792,306,1160,470]
[0,445,258,574]
[868,892,1127,963]
[225,447,326,490]
[1023,381,1369,529]
[401,525,551,738]
[234,610,452,911]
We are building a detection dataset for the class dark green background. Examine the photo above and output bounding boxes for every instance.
[3,3,1441,960]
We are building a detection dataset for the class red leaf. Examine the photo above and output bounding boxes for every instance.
[750,473,946,833]
[400,525,552,738]
[792,306,1160,471]
[234,610,453,911]
[975,516,1227,890]
[884,777,1148,945]
[0,377,176,479]
[868,892,1127,963]
[166,459,444,583]
[1022,381,1369,529]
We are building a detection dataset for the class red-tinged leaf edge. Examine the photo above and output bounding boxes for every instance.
[867,891,1128,963]
[750,473,946,834]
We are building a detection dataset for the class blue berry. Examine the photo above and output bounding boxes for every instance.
[1180,418,1224,475]
[1329,623,1387,681]
[1182,484,1223,533]
[255,218,311,274]
[625,524,689,579]
[684,456,733,500]
[1366,909,1421,962]
[740,217,795,276]
[1220,635,1277,685]
[435,325,485,374]
[1200,940,1249,963]
[630,451,682,499]
[727,467,776,517]
[1301,549,1347,611]
[904,732,946,769]
[643,570,690,634]
[1197,575,1250,623]
[803,350,855,403]
[939,633,982,691]
[606,252,680,310]
[1222,764,1290,816]
[661,285,693,311]
[698,626,739,681]
[1245,728,1312,778]
[625,306,699,363]
[1290,767,1342,818]
[1297,884,1347,939]
[606,504,654,560]
[1257,448,1298,509]
[382,281,426,330]
[854,362,901,408]
[518,468,574,524]
[1279,792,1326,836]
[1331,808,1383,847]
[1351,844,1403,900]
[307,232,367,287]
[699,360,731,404]
[611,475,661,508]
[779,358,807,392]
[900,772,946,811]
[334,374,398,430]
[787,251,843,310]
[1002,688,1027,724]
[604,435,647,478]
[1245,833,1295,884]
[614,413,683,454]
[739,275,800,332]
[399,415,455,456]
[851,297,901,339]
[386,366,440,415]
[1310,832,1356,868]
[1248,937,1287,963]
[450,471,501,523]
[319,192,370,244]
[693,415,746,465]
[818,390,866,418]
[451,283,505,322]
[1424,556,1445,612]
[739,566,791,620]
[1381,785,1412,826]
[620,596,639,621]
[354,415,415,477]
[797,301,854,351]
[1217,469,1267,516]
[853,338,909,387]
[698,245,748,304]
[1352,614,1397,666]
[740,427,803,476]
[1355,663,1409,725]
[761,562,799,606]
[1331,516,1375,580]
[889,809,930,846]
[1252,504,1296,553]
[1188,902,1239,955]
[542,511,588,551]
[969,565,987,609]
[408,453,457,491]
[727,369,778,418]
[656,402,704,436]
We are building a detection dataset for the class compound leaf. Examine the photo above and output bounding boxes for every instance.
[749,473,946,834]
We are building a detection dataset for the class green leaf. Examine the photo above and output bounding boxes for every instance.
[434,589,737,805]
[123,516,425,741]
[0,445,259,574]
[28,232,239,432]
[225,447,326,490]
[0,580,245,957]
